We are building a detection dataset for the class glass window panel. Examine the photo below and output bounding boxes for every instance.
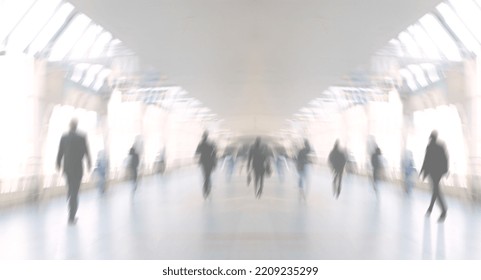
[407,25,442,60]
[419,14,462,61]
[407,64,429,87]
[92,68,112,91]
[68,23,103,60]
[398,31,424,58]
[388,39,405,57]
[88,31,112,58]
[7,0,61,52]
[448,0,481,44]
[82,64,103,87]
[399,69,418,91]
[49,13,91,61]
[70,63,90,83]
[27,2,74,56]
[420,63,440,83]
[438,2,481,54]
[0,0,36,43]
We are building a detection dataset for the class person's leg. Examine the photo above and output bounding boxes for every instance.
[254,171,260,197]
[426,177,437,214]
[67,175,81,222]
[202,165,209,198]
[337,170,344,197]
[132,169,138,191]
[433,177,447,220]
[332,171,337,195]
[258,172,264,197]
[206,167,212,197]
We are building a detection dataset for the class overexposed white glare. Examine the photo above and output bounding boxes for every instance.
[448,0,481,44]
[49,13,91,61]
[69,24,103,60]
[420,63,440,83]
[398,31,423,58]
[88,31,112,58]
[407,25,442,60]
[27,2,74,56]
[407,64,429,87]
[6,0,62,52]
[399,68,418,91]
[70,63,90,83]
[437,2,481,54]
[419,13,462,61]
[0,0,36,43]
[92,68,112,91]
[82,64,104,87]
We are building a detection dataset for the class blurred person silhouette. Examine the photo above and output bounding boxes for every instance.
[248,137,269,199]
[155,147,166,174]
[195,131,217,199]
[94,150,109,194]
[56,118,91,225]
[129,146,140,194]
[371,146,382,197]
[420,131,449,222]
[402,150,416,194]
[276,149,288,183]
[328,140,347,199]
[296,139,312,199]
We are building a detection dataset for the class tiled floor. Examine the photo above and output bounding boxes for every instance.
[1,165,481,259]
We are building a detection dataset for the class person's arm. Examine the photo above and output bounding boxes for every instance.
[84,136,92,171]
[419,149,428,179]
[56,136,65,171]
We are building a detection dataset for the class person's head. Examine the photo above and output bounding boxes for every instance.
[255,137,261,146]
[129,147,135,155]
[202,131,209,141]
[69,118,78,132]
[334,139,339,149]
[304,139,310,149]
[376,147,381,155]
[429,130,438,143]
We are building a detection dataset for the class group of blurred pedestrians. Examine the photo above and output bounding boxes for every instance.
[55,117,450,225]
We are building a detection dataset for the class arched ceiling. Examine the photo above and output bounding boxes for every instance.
[70,0,443,135]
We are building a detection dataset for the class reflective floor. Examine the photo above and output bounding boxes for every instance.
[1,165,481,260]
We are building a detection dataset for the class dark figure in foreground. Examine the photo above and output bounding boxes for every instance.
[420,131,449,222]
[196,132,217,199]
[296,139,311,199]
[371,146,382,196]
[328,140,347,199]
[248,137,269,199]
[129,146,140,193]
[56,118,91,225]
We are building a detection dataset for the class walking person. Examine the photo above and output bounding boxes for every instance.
[420,131,449,222]
[296,139,312,200]
[129,146,140,194]
[328,140,347,199]
[248,137,269,199]
[402,150,416,194]
[94,150,108,194]
[56,118,91,225]
[371,146,382,197]
[195,132,217,199]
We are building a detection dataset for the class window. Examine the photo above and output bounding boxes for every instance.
[68,23,103,60]
[49,13,91,61]
[407,65,429,87]
[6,0,61,52]
[27,2,74,56]
[419,14,462,61]
[437,2,481,54]
[407,25,442,60]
